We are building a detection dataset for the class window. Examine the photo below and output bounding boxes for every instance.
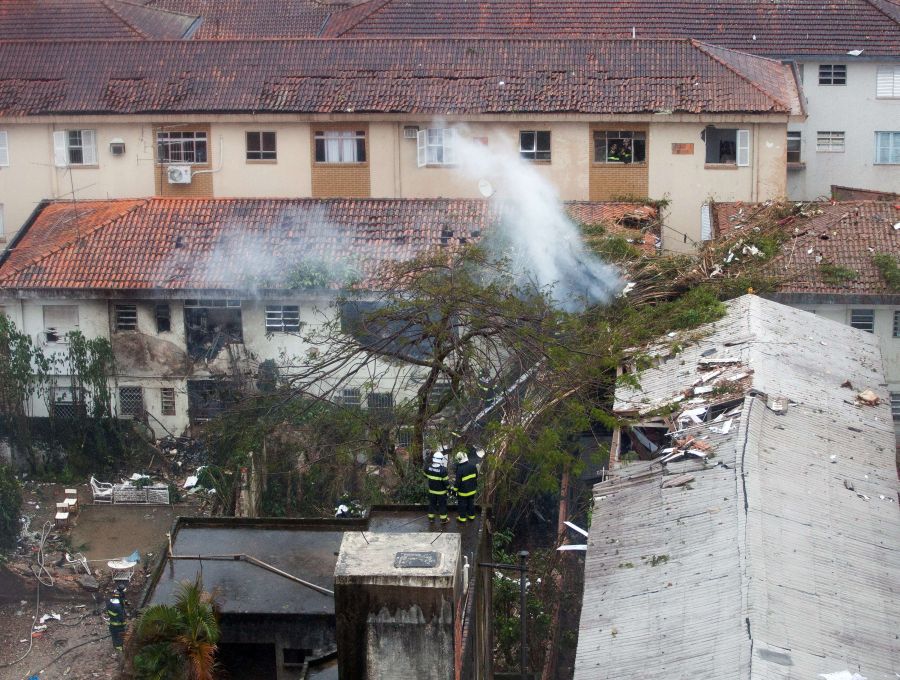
[367,392,394,415]
[115,304,137,331]
[876,66,900,98]
[43,305,79,343]
[53,130,97,167]
[519,131,551,161]
[246,131,277,161]
[0,130,8,166]
[700,203,713,241]
[340,387,361,407]
[160,387,176,416]
[703,128,750,165]
[850,309,874,333]
[818,64,846,85]
[119,386,144,418]
[891,392,900,420]
[787,131,802,163]
[314,130,366,163]
[265,304,301,332]
[155,304,171,333]
[875,132,900,165]
[816,131,845,153]
[594,130,646,164]
[893,310,899,338]
[416,128,456,166]
[51,385,83,419]
[156,131,207,164]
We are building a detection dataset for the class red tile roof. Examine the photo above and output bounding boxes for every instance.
[0,38,801,117]
[323,0,900,58]
[143,0,346,38]
[713,201,900,298]
[0,198,656,292]
[0,0,198,40]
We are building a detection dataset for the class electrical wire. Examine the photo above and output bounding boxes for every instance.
[30,521,55,587]
[26,633,112,678]
[0,580,40,670]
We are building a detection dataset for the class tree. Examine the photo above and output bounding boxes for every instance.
[128,578,220,680]
[0,463,22,551]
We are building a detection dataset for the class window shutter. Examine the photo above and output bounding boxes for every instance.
[53,131,68,167]
[416,129,426,167]
[876,67,899,98]
[736,129,750,166]
[700,203,713,241]
[81,130,97,165]
[0,131,8,166]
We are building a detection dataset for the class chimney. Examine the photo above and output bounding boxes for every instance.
[334,532,462,679]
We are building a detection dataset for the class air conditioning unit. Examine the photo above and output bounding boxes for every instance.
[166,164,192,184]
[403,125,419,139]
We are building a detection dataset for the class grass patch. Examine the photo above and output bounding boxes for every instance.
[818,262,859,286]
[872,253,900,291]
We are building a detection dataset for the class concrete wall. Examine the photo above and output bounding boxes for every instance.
[788,60,900,200]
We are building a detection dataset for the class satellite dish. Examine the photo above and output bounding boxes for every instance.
[477,178,495,198]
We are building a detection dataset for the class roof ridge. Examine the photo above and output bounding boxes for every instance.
[0,199,150,284]
[691,40,791,113]
[98,0,152,39]
[861,0,900,24]
[114,0,200,22]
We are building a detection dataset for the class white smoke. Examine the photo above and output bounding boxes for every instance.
[452,128,622,310]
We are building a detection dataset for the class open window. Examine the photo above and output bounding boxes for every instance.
[416,128,457,166]
[704,127,750,166]
[183,299,243,360]
[593,130,646,164]
[43,305,79,343]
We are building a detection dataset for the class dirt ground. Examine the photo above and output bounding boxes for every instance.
[0,481,203,680]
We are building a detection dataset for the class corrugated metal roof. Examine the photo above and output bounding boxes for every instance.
[576,296,899,679]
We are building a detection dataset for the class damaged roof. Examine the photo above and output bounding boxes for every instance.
[0,38,801,116]
[576,295,900,679]
[713,201,900,301]
[0,198,655,292]
[0,0,200,40]
[323,0,900,58]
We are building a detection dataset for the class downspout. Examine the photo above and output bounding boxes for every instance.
[395,122,403,197]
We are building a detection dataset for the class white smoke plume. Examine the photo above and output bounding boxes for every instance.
[452,128,622,311]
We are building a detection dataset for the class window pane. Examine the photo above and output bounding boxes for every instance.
[156,304,171,333]
[520,131,535,151]
[246,132,260,152]
[632,138,646,163]
[262,132,276,152]
[850,309,874,333]
[356,137,366,162]
[314,138,325,162]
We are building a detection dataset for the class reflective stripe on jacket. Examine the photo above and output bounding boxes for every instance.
[454,460,478,497]
[425,463,449,495]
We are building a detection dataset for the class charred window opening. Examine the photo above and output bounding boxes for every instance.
[339,300,437,360]
[187,379,237,424]
[184,299,243,360]
[156,304,171,333]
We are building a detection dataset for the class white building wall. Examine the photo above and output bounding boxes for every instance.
[788,60,900,200]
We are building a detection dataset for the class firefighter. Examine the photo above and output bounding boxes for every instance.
[453,450,479,523]
[424,450,449,523]
[107,596,127,651]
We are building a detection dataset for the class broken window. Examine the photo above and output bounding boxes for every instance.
[593,130,646,164]
[160,387,176,416]
[416,128,456,166]
[519,131,551,161]
[43,305,79,343]
[118,386,144,418]
[818,64,846,85]
[155,304,171,333]
[187,379,237,424]
[787,131,802,163]
[115,304,137,331]
[850,309,874,333]
[265,305,301,333]
[704,128,750,165]
[314,130,366,163]
[183,299,243,360]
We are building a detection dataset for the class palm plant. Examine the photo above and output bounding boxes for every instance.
[129,577,220,680]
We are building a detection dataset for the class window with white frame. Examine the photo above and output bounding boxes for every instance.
[850,308,874,333]
[876,66,900,98]
[246,131,277,161]
[816,131,845,152]
[891,392,900,420]
[119,386,144,418]
[875,132,900,165]
[416,128,457,166]
[265,304,301,332]
[53,130,97,166]
[314,130,366,163]
[700,203,713,241]
[519,131,551,161]
[156,130,208,164]
[115,304,137,331]
[0,131,8,166]
[818,64,846,85]
[893,310,900,338]
[594,130,647,164]
[703,128,750,165]
[787,131,802,163]
[43,305,79,343]
[160,387,176,416]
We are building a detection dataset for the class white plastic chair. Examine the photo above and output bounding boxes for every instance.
[90,476,113,503]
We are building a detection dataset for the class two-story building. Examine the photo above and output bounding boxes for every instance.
[0,38,802,252]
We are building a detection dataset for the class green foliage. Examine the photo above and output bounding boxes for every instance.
[819,262,859,286]
[129,577,220,680]
[284,259,358,290]
[63,330,116,419]
[0,463,22,551]
[872,253,900,291]
[593,235,643,261]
